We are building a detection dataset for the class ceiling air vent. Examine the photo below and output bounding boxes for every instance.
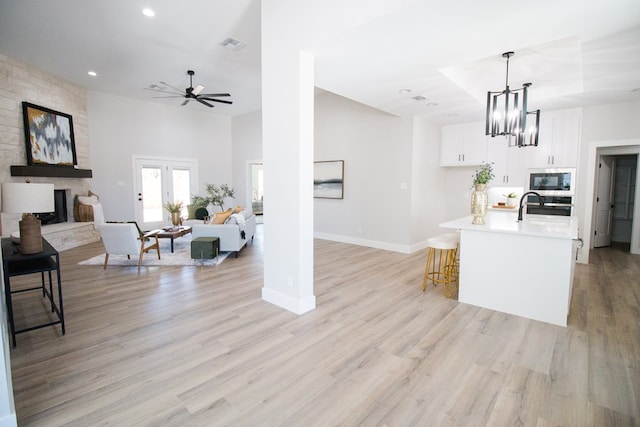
[219,37,247,51]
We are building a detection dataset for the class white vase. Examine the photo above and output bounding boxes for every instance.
[506,197,517,207]
[471,183,488,224]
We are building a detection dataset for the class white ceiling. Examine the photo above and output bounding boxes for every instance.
[1,0,639,125]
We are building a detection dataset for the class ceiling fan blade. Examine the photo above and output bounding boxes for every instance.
[144,87,182,95]
[198,93,230,97]
[197,98,215,108]
[160,81,186,93]
[181,99,190,106]
[200,97,233,105]
[192,84,205,96]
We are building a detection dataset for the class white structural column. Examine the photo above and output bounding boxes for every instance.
[261,4,316,314]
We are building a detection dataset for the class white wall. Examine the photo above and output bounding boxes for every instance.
[410,118,448,249]
[232,110,263,208]
[576,101,640,262]
[314,91,415,251]
[87,92,233,221]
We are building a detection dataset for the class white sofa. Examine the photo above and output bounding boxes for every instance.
[184,210,256,257]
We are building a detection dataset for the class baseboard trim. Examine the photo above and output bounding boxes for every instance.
[314,232,428,254]
[262,287,316,315]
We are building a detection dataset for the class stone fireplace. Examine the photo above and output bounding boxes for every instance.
[0,53,100,250]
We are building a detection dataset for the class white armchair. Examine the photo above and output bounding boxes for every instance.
[99,223,160,270]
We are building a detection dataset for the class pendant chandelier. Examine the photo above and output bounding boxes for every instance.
[485,51,540,147]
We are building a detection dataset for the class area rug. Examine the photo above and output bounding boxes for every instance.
[79,234,230,267]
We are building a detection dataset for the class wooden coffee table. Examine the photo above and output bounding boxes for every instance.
[156,226,192,253]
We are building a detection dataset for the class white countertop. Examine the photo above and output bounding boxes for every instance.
[440,211,579,240]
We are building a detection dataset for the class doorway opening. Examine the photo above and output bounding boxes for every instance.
[133,156,198,230]
[250,162,264,223]
[593,151,638,251]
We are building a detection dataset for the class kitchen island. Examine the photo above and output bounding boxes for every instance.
[440,211,580,326]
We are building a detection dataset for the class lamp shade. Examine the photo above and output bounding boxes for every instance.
[1,183,55,214]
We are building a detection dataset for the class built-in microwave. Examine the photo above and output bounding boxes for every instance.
[527,168,576,196]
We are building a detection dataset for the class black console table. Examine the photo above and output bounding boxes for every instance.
[2,237,65,347]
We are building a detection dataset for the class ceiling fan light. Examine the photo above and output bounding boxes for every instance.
[193,84,204,96]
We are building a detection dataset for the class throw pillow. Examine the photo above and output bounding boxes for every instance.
[195,207,209,220]
[233,205,244,213]
[211,209,232,224]
[187,205,197,220]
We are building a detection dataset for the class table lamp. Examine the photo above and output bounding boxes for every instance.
[1,182,54,254]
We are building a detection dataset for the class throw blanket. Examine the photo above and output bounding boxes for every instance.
[92,203,105,229]
[229,213,246,239]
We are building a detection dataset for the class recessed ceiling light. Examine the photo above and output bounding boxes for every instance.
[219,37,247,51]
[399,89,412,94]
[142,8,155,17]
[412,95,428,101]
[87,71,97,77]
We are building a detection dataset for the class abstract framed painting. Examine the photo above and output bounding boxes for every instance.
[22,102,77,167]
[314,160,344,199]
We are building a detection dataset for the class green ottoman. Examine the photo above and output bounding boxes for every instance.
[191,237,220,260]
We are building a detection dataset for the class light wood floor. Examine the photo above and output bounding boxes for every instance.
[7,226,640,426]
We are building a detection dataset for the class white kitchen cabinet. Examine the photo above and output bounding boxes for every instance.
[526,108,581,168]
[440,121,488,166]
[486,139,526,187]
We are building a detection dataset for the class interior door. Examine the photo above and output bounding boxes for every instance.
[594,156,615,247]
[134,157,198,230]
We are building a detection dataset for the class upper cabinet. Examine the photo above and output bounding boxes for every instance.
[486,140,526,187]
[526,108,582,168]
[440,121,488,167]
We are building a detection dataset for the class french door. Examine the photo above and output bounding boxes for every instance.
[133,156,198,230]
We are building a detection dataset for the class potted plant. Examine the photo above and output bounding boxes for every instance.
[164,201,184,226]
[470,162,494,225]
[192,183,236,212]
[472,162,495,187]
[503,192,518,207]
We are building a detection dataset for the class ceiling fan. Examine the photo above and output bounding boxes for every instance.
[145,70,232,108]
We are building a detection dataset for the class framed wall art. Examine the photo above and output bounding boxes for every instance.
[314,160,344,199]
[22,102,77,167]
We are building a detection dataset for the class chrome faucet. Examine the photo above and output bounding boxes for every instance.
[518,191,544,221]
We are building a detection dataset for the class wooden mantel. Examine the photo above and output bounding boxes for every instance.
[10,165,92,178]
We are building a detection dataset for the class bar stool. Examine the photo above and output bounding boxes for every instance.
[440,232,461,289]
[422,235,458,298]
